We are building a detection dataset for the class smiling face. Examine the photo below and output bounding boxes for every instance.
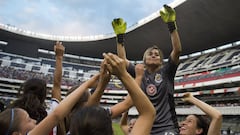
[179,115,203,135]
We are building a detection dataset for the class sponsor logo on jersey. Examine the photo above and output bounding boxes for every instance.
[146,84,157,96]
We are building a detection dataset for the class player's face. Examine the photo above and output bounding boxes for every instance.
[18,109,37,134]
[145,49,161,66]
[179,115,201,135]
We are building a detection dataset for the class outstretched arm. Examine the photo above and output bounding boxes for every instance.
[86,60,111,106]
[29,75,99,135]
[160,5,182,64]
[120,111,129,135]
[134,63,144,86]
[112,18,130,67]
[51,41,66,135]
[110,63,144,118]
[182,93,222,135]
[103,53,155,135]
[170,30,182,64]
[110,95,133,118]
[52,41,65,101]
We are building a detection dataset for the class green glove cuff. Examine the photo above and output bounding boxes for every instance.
[167,21,177,33]
[117,34,125,45]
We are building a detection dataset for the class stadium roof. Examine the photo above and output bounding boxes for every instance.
[0,0,240,61]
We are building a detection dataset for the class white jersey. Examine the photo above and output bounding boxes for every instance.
[46,98,60,135]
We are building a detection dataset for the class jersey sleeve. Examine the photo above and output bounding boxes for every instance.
[127,63,136,78]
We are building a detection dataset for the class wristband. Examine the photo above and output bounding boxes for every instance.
[117,34,125,45]
[167,21,177,33]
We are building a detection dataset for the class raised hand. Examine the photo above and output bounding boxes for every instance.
[160,5,176,23]
[99,59,111,85]
[135,64,144,78]
[135,64,144,86]
[160,5,177,33]
[112,18,127,44]
[181,92,194,102]
[54,41,65,57]
[103,53,127,78]
[112,18,127,35]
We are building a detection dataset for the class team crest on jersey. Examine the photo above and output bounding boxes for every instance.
[146,84,157,96]
[155,73,162,83]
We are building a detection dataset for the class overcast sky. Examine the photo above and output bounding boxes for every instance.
[0,0,173,36]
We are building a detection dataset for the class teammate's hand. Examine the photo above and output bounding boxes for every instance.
[99,59,111,85]
[54,41,65,57]
[103,53,127,77]
[112,18,127,35]
[181,92,194,102]
[135,64,144,79]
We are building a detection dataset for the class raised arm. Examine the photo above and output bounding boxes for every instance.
[110,95,133,118]
[28,74,99,135]
[52,41,65,101]
[112,18,130,66]
[134,63,144,86]
[51,41,66,135]
[160,5,182,64]
[170,30,182,64]
[120,111,129,135]
[110,63,144,118]
[182,93,222,135]
[86,60,111,106]
[103,53,155,135]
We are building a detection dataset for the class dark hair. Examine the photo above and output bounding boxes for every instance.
[70,106,113,135]
[8,78,47,123]
[0,101,4,112]
[193,114,210,135]
[0,108,22,135]
[65,85,91,132]
[67,84,90,109]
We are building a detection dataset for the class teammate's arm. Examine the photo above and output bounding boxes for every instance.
[103,53,156,135]
[52,41,65,101]
[182,93,222,135]
[52,41,66,135]
[120,111,129,135]
[86,60,110,106]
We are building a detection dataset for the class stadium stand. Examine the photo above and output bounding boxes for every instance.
[0,43,240,133]
[1,0,240,132]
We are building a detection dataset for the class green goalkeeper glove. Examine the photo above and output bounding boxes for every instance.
[112,18,127,35]
[160,4,177,33]
[112,18,127,44]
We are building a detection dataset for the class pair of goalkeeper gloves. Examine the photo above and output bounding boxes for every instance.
[111,4,177,44]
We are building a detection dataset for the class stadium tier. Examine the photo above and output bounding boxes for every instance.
[0,41,239,107]
[1,41,239,132]
[1,0,240,132]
